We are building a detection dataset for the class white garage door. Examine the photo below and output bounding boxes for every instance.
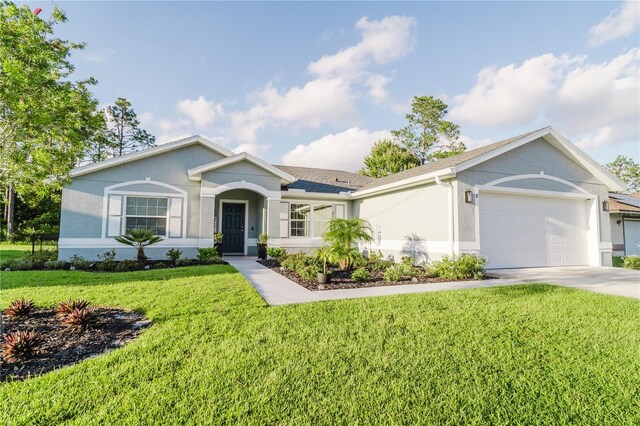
[479,192,589,268]
[624,220,640,256]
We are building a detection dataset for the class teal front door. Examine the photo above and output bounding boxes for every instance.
[221,203,245,254]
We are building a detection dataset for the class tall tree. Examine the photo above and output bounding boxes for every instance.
[103,97,155,157]
[360,139,420,178]
[0,3,101,240]
[605,155,640,192]
[391,96,465,165]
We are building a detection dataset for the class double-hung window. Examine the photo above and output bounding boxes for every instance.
[125,196,168,236]
[280,202,346,238]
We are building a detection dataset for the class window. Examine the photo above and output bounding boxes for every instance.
[281,202,346,238]
[312,204,333,237]
[290,203,311,237]
[125,196,168,236]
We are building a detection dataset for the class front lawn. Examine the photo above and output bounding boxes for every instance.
[1,267,638,424]
[0,243,31,263]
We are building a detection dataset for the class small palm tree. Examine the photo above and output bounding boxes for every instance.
[115,228,164,262]
[323,218,374,270]
[315,246,335,274]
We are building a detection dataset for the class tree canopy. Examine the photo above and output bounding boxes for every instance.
[0,2,101,197]
[391,96,466,165]
[360,139,421,178]
[605,155,640,193]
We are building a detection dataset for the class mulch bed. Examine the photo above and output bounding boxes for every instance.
[258,260,490,291]
[1,308,151,381]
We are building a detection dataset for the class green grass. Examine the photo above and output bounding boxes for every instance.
[0,267,638,425]
[0,243,31,264]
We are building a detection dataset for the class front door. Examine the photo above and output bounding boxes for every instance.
[221,203,245,254]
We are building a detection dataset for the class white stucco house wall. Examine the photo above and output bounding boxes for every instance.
[58,126,626,268]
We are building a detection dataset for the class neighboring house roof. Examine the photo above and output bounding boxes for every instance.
[609,192,640,214]
[275,165,373,194]
[70,135,234,177]
[188,152,296,184]
[353,126,627,196]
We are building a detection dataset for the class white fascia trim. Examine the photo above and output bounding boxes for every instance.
[476,185,595,200]
[187,153,296,184]
[104,179,188,195]
[281,191,351,201]
[451,127,626,192]
[59,238,205,249]
[352,171,456,199]
[70,135,233,177]
[483,173,593,196]
[201,181,281,200]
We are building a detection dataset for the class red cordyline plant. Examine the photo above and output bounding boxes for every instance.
[55,299,90,317]
[1,330,42,363]
[5,298,35,317]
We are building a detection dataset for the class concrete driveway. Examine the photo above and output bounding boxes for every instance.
[487,266,640,299]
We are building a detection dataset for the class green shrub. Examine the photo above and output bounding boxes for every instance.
[197,247,220,261]
[154,262,167,269]
[22,249,58,263]
[383,265,404,282]
[281,252,321,280]
[266,247,287,260]
[4,260,36,271]
[116,259,140,272]
[351,267,371,282]
[166,248,183,263]
[96,249,117,271]
[622,255,640,270]
[70,255,91,270]
[175,258,194,267]
[44,260,68,270]
[199,256,224,265]
[429,254,486,280]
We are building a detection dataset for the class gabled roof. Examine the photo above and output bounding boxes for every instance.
[354,127,627,196]
[188,152,296,184]
[70,135,234,177]
[274,165,373,194]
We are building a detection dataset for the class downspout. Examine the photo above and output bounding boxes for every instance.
[435,176,454,256]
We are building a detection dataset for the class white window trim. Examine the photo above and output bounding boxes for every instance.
[283,199,348,239]
[123,196,170,237]
[218,199,249,255]
[101,179,187,239]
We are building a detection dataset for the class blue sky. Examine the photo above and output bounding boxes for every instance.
[25,1,640,171]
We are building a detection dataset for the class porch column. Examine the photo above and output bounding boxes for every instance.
[199,194,216,245]
[266,197,281,246]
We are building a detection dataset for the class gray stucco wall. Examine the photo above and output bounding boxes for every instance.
[201,162,281,192]
[352,182,450,263]
[610,214,624,256]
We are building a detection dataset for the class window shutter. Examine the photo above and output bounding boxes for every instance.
[334,204,345,219]
[168,198,183,238]
[107,195,123,237]
[279,202,289,238]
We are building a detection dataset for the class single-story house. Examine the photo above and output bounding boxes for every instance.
[609,192,640,257]
[59,126,626,268]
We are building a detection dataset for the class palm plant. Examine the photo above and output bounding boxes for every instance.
[315,246,335,274]
[115,228,164,262]
[323,218,374,270]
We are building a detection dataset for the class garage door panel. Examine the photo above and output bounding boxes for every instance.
[624,220,640,256]
[479,193,589,268]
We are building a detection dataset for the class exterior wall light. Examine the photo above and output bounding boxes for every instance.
[602,200,609,212]
[464,189,474,204]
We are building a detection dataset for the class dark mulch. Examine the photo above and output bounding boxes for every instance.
[258,260,490,291]
[1,308,151,381]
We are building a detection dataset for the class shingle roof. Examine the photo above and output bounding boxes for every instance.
[274,165,374,194]
[356,127,549,192]
[609,192,640,213]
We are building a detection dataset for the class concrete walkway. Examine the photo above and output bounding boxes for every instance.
[487,266,640,299]
[225,257,528,306]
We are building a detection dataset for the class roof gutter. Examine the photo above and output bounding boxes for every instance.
[351,169,457,199]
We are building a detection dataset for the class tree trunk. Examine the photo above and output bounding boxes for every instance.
[6,183,15,242]
[137,246,146,263]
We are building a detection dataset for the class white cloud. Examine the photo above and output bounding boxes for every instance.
[230,77,356,143]
[308,16,417,78]
[176,96,224,128]
[281,127,391,171]
[81,48,115,63]
[232,142,270,156]
[588,1,640,47]
[459,134,494,151]
[365,74,392,104]
[450,54,581,126]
